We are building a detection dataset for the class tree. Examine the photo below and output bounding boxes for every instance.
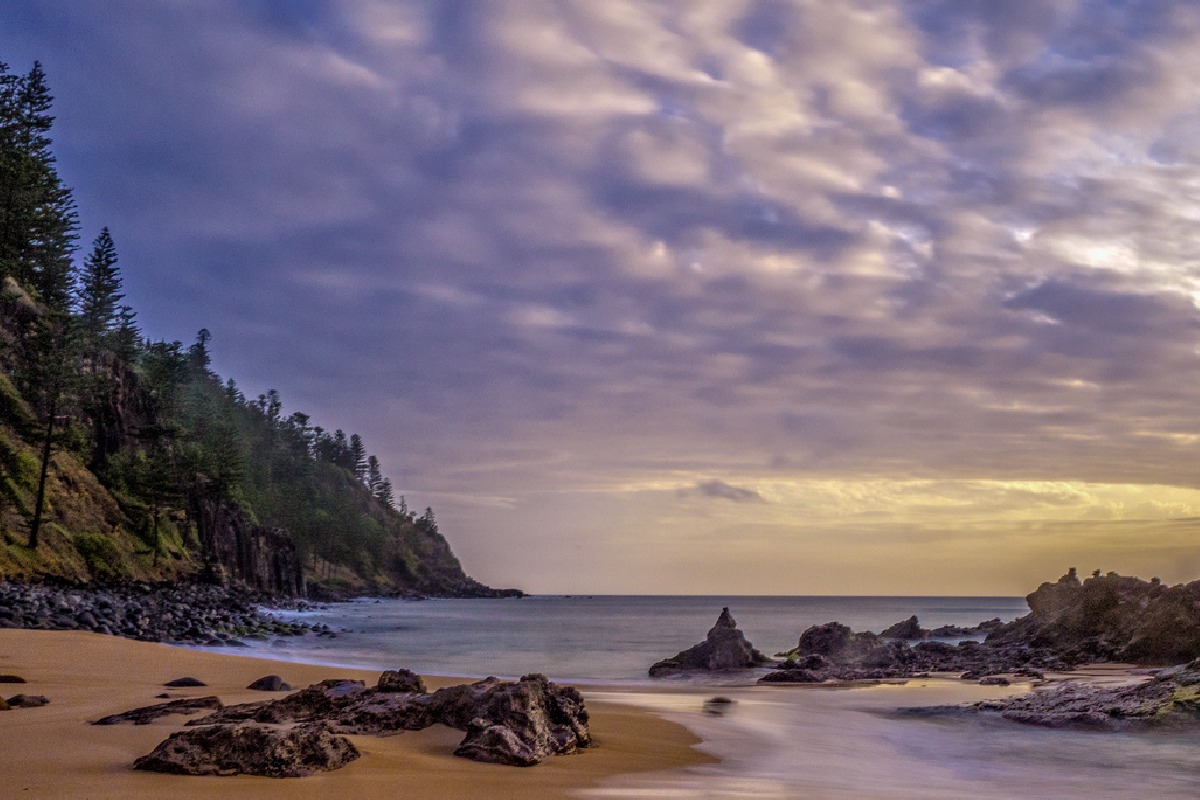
[78,227,123,337]
[375,477,394,509]
[366,455,382,493]
[350,434,366,481]
[0,61,78,310]
[24,309,79,548]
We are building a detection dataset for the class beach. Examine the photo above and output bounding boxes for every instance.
[0,630,714,798]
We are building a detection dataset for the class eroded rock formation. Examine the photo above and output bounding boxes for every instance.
[649,608,770,676]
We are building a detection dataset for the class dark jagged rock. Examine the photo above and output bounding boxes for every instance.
[93,696,223,725]
[6,694,49,708]
[190,679,367,726]
[881,616,926,639]
[907,659,1200,732]
[247,675,292,692]
[455,718,540,766]
[0,675,26,683]
[133,721,360,777]
[377,669,425,694]
[648,608,770,676]
[986,569,1200,665]
[183,673,591,766]
[978,676,1010,686]
[165,677,207,687]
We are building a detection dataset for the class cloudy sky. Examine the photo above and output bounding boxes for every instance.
[7,0,1200,594]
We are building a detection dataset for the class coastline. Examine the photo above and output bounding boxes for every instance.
[0,630,715,798]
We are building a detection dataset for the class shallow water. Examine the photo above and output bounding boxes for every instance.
[209,595,1200,797]
[586,682,1200,798]
[250,594,1027,683]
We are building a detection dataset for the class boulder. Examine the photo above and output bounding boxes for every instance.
[133,722,360,777]
[247,675,292,692]
[377,669,425,694]
[5,695,49,708]
[978,676,1010,686]
[165,677,206,687]
[93,696,223,725]
[649,608,770,676]
[0,675,27,683]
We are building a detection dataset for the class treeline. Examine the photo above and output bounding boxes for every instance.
[0,59,465,592]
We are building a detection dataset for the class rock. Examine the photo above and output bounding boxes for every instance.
[759,668,823,684]
[453,718,540,767]
[0,696,8,711]
[0,675,27,683]
[881,616,926,640]
[165,677,207,687]
[6,695,49,708]
[908,659,1200,732]
[247,675,292,692]
[184,673,592,767]
[133,722,359,777]
[649,608,771,676]
[702,697,735,716]
[94,696,223,725]
[978,676,1010,686]
[190,679,366,726]
[377,669,425,694]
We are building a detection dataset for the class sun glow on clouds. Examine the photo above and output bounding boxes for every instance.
[9,0,1200,592]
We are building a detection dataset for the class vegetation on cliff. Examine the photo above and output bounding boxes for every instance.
[0,58,509,597]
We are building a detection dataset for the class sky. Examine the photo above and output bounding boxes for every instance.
[5,0,1200,594]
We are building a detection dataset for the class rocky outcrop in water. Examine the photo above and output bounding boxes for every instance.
[904,659,1200,732]
[649,608,771,677]
[761,621,1069,684]
[985,569,1200,665]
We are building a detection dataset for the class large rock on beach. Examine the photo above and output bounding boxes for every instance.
[648,608,770,676]
[178,672,592,767]
[247,675,292,692]
[133,721,360,777]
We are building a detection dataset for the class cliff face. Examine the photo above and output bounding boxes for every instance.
[191,498,305,597]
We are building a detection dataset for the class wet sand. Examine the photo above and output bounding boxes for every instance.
[0,630,715,798]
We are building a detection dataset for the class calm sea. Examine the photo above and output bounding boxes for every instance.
[252,594,1028,683]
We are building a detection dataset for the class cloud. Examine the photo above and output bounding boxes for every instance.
[6,0,1200,590]
[678,480,766,503]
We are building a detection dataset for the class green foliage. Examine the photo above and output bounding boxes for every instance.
[74,532,123,578]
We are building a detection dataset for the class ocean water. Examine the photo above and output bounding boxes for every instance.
[229,595,1200,797]
[254,594,1029,683]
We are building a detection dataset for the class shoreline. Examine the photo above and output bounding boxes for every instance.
[0,629,716,798]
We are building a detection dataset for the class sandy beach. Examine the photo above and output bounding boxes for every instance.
[0,630,715,798]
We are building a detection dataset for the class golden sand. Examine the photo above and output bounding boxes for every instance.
[0,630,714,798]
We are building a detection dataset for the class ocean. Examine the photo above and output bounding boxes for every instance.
[228,595,1200,798]
[254,594,1029,683]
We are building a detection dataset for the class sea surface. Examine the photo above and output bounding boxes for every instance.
[254,594,1028,683]
[229,595,1200,798]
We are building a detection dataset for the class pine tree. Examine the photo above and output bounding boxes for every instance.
[78,227,123,337]
[375,477,394,509]
[366,455,382,493]
[350,434,366,480]
[0,61,78,307]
